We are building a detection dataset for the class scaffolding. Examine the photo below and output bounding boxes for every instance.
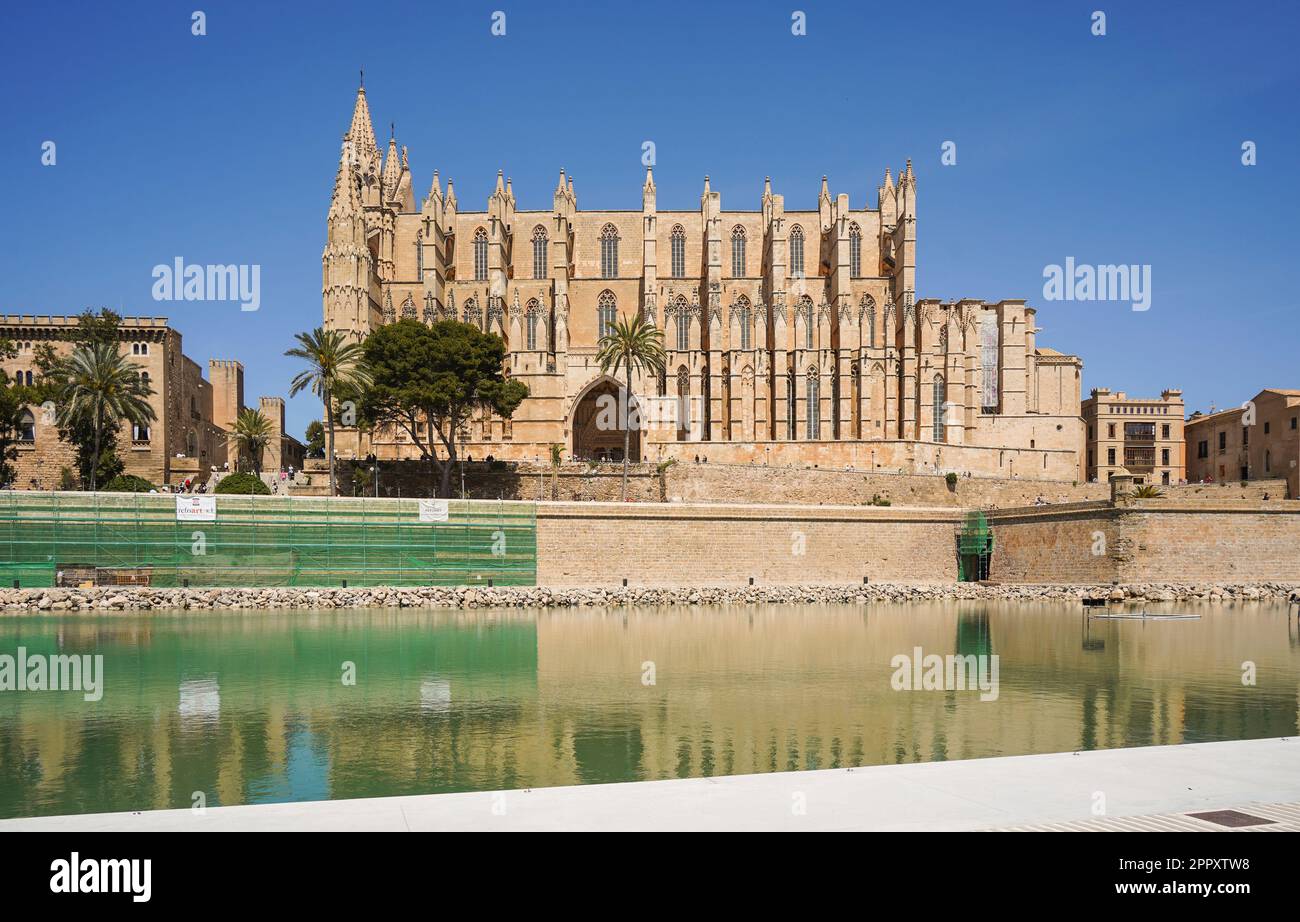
[956,511,994,582]
[0,492,537,588]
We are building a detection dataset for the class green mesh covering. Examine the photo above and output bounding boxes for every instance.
[956,511,994,582]
[0,492,536,588]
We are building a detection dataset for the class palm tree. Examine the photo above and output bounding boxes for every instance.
[286,327,371,498]
[595,313,666,501]
[50,341,156,491]
[226,408,274,476]
[1131,484,1165,499]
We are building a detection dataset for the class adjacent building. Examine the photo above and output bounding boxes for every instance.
[1081,388,1185,485]
[322,83,1084,479]
[1,315,302,489]
[1185,389,1300,498]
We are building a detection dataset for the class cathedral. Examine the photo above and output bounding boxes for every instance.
[324,83,1084,479]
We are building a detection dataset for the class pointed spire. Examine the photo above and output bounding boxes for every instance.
[820,175,830,197]
[883,166,894,190]
[328,140,362,220]
[506,176,514,199]
[764,176,772,197]
[703,174,711,195]
[428,169,442,199]
[494,169,505,195]
[556,168,567,195]
[567,174,574,198]
[382,135,401,195]
[445,178,457,208]
[346,83,379,158]
[643,165,655,193]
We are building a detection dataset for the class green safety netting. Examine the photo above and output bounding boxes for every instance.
[0,492,536,589]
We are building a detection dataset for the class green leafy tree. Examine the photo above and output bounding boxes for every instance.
[595,313,666,501]
[225,407,274,475]
[360,319,528,498]
[286,327,371,497]
[47,340,156,492]
[32,309,131,488]
[304,420,326,459]
[0,339,28,489]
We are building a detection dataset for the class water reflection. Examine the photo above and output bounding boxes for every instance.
[0,601,1296,819]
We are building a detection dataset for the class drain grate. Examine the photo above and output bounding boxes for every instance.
[1186,809,1277,828]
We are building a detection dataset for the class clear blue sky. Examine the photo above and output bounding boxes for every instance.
[2,0,1297,438]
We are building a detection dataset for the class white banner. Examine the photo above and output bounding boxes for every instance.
[418,499,449,523]
[176,495,217,522]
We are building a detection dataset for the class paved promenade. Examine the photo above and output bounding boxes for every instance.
[3,737,1296,832]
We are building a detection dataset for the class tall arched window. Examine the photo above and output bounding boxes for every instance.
[597,290,617,340]
[738,297,752,350]
[849,223,862,277]
[786,370,797,440]
[526,299,540,350]
[600,224,619,279]
[933,374,946,442]
[670,225,686,278]
[731,226,746,277]
[676,366,690,437]
[863,295,876,348]
[806,367,820,439]
[789,225,805,278]
[473,228,488,281]
[532,226,548,280]
[675,297,690,352]
[800,296,814,350]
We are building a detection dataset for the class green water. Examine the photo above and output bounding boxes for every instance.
[1,601,1297,819]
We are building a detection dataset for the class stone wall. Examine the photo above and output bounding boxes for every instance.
[535,501,961,587]
[308,458,1287,509]
[989,500,1300,584]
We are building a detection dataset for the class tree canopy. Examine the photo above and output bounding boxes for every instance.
[360,319,527,497]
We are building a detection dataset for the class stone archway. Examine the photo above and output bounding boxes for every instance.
[570,377,641,462]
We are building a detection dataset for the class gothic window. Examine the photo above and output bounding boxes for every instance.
[789,225,805,278]
[979,311,999,412]
[526,299,540,350]
[18,411,34,442]
[737,297,752,351]
[676,365,690,436]
[473,228,488,281]
[132,423,151,442]
[600,224,619,279]
[849,223,862,277]
[670,225,686,278]
[799,296,814,350]
[933,374,946,442]
[598,290,617,340]
[863,295,876,348]
[464,295,482,330]
[806,366,820,439]
[532,226,548,280]
[675,297,690,352]
[786,370,797,440]
[731,226,746,277]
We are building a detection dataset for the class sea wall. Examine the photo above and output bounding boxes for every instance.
[989,500,1300,584]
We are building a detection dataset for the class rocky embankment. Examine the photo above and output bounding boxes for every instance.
[2,582,1299,612]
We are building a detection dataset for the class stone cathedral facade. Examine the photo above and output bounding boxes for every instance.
[324,84,1084,479]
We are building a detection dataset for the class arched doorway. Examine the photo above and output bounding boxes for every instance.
[571,377,641,462]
